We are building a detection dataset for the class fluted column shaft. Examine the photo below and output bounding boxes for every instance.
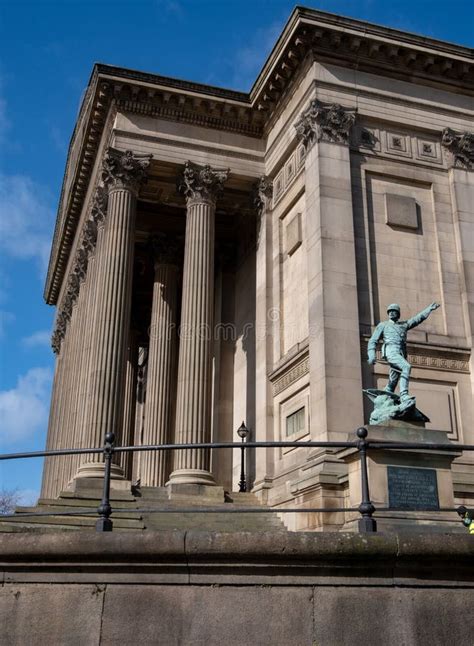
[172,197,215,480]
[141,258,179,486]
[120,329,139,480]
[169,162,228,485]
[79,188,136,475]
[78,149,152,478]
[40,348,64,498]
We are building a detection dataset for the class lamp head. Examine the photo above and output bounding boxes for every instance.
[237,421,249,439]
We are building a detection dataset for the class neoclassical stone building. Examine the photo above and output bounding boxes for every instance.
[41,7,474,529]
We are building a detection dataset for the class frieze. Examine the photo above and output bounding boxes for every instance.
[441,128,474,170]
[353,123,445,167]
[361,342,470,374]
[272,144,305,208]
[295,100,356,149]
[272,355,310,396]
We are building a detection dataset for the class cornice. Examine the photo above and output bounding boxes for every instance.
[250,10,473,120]
[44,80,114,305]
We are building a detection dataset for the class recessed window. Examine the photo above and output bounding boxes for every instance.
[286,407,305,436]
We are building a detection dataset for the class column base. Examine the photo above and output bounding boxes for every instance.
[167,468,216,486]
[74,461,125,480]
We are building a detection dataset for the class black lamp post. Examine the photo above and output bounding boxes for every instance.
[237,421,249,492]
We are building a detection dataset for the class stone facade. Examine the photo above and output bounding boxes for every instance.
[41,9,474,528]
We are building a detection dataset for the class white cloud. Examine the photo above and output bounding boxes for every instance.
[0,173,55,274]
[0,367,52,445]
[22,330,51,349]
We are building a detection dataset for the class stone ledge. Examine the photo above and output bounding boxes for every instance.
[1,531,473,587]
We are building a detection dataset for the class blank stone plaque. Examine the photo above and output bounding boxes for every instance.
[385,193,418,229]
[286,212,302,255]
[388,466,439,510]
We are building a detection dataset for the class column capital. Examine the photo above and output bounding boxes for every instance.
[177,161,229,205]
[442,128,474,170]
[295,100,356,150]
[150,233,182,268]
[253,175,273,215]
[102,148,153,194]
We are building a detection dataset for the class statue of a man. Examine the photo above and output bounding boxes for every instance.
[367,302,440,401]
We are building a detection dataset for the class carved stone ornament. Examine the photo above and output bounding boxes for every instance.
[441,128,474,170]
[150,233,182,267]
[51,185,108,354]
[101,148,153,193]
[177,161,229,204]
[253,176,273,214]
[90,185,108,226]
[295,100,356,149]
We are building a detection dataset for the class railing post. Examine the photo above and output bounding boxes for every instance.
[96,432,115,532]
[356,427,377,533]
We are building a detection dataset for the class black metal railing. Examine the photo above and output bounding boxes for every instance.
[1,427,473,534]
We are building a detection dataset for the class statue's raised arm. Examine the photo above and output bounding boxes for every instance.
[406,302,441,330]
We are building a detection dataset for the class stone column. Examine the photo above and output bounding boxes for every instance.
[120,329,139,480]
[168,162,228,485]
[251,178,274,500]
[40,342,65,499]
[76,189,107,473]
[140,235,180,486]
[48,271,82,496]
[295,100,363,441]
[78,148,152,478]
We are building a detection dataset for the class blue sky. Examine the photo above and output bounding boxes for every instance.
[0,0,472,503]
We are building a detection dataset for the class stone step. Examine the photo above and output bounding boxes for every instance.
[60,490,136,502]
[0,486,286,534]
[6,514,144,530]
[38,497,140,509]
[0,522,80,533]
[15,506,142,521]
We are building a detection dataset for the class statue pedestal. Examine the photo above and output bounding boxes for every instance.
[338,423,463,533]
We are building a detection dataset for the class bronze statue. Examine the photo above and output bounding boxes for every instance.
[365,302,440,424]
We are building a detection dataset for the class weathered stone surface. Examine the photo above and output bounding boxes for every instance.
[0,584,104,646]
[312,587,474,646]
[101,585,314,646]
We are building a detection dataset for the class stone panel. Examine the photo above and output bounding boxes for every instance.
[0,584,104,646]
[312,587,474,646]
[101,585,314,646]
[385,192,418,229]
